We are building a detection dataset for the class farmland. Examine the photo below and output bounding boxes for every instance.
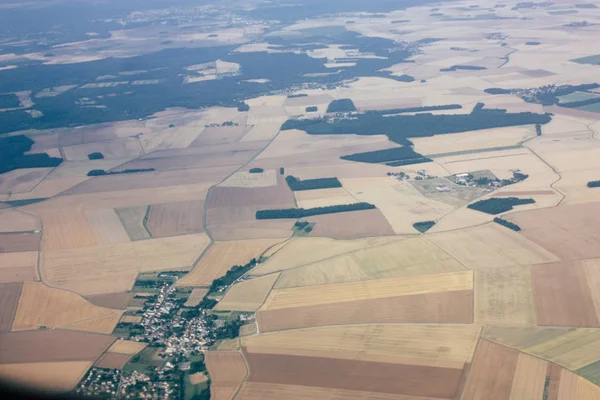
[1,0,600,396]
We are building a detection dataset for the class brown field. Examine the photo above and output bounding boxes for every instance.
[42,233,210,295]
[0,210,40,233]
[243,324,481,368]
[86,292,134,310]
[0,283,22,331]
[428,223,559,269]
[274,237,465,289]
[252,236,405,276]
[0,232,40,253]
[257,290,473,332]
[95,352,132,369]
[115,206,151,241]
[12,282,123,334]
[531,262,599,327]
[507,202,600,261]
[0,168,53,195]
[0,361,93,393]
[306,208,396,239]
[245,352,465,398]
[146,200,205,238]
[547,363,563,400]
[0,251,38,283]
[177,239,281,287]
[475,266,536,325]
[237,382,443,400]
[184,288,209,307]
[86,208,131,245]
[108,339,147,355]
[461,340,519,400]
[205,351,248,400]
[214,274,280,312]
[509,353,548,400]
[558,368,600,399]
[583,259,600,322]
[208,218,293,241]
[37,211,99,252]
[0,329,115,364]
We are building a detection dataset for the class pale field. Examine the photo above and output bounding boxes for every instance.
[115,206,150,241]
[340,177,455,234]
[243,324,481,368]
[541,115,596,136]
[219,170,278,188]
[261,271,473,311]
[428,205,496,233]
[119,315,142,323]
[205,351,248,400]
[153,125,205,151]
[240,121,285,142]
[583,259,600,323]
[177,238,282,287]
[0,177,86,202]
[0,361,92,393]
[475,266,536,325]
[558,369,600,400]
[36,210,99,251]
[42,233,210,295]
[0,209,41,232]
[0,168,53,195]
[428,223,560,270]
[245,95,287,126]
[214,273,280,312]
[62,138,143,161]
[251,236,406,276]
[85,208,130,246]
[509,353,548,400]
[412,126,534,156]
[524,329,600,371]
[0,252,37,269]
[217,338,240,351]
[108,339,147,355]
[12,282,122,333]
[294,187,358,209]
[274,237,465,289]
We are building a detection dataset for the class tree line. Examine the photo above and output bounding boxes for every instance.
[285,175,342,191]
[256,202,376,220]
[468,197,535,215]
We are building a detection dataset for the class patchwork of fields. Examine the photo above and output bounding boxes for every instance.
[2,0,600,397]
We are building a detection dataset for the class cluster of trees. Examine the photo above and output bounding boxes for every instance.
[249,168,264,173]
[237,102,250,111]
[587,181,600,188]
[214,317,243,340]
[294,221,313,233]
[494,217,521,231]
[393,74,415,82]
[87,168,155,177]
[0,135,63,175]
[287,93,308,98]
[256,202,376,220]
[306,106,318,112]
[326,98,356,113]
[285,175,342,191]
[413,221,436,233]
[281,108,551,145]
[468,197,536,215]
[209,259,257,293]
[87,152,104,160]
[341,146,432,165]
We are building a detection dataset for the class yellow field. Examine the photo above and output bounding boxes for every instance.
[482,326,575,350]
[294,187,358,209]
[216,338,241,351]
[341,177,455,234]
[274,237,465,289]
[115,206,151,241]
[108,339,147,355]
[185,288,209,307]
[220,170,278,188]
[85,208,130,245]
[262,271,473,310]
[12,282,122,334]
[583,259,600,321]
[509,353,548,400]
[177,238,281,287]
[119,315,142,323]
[412,126,535,156]
[475,266,536,325]
[429,223,560,269]
[214,274,280,312]
[0,209,40,233]
[524,329,600,370]
[42,233,210,295]
[38,211,99,251]
[252,236,405,276]
[243,324,481,368]
[0,361,93,393]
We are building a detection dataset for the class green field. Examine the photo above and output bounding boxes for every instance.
[572,54,600,65]
[578,102,600,113]
[558,91,600,103]
[577,360,600,385]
